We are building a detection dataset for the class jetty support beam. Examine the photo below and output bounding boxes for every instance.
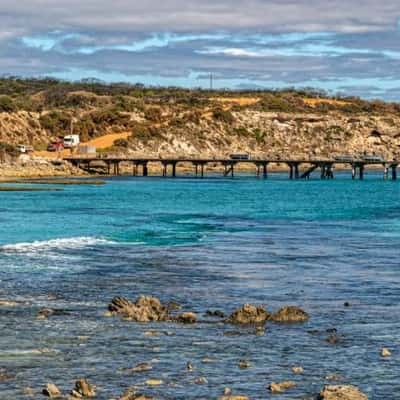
[392,164,398,180]
[287,162,301,179]
[301,163,318,179]
[255,162,269,178]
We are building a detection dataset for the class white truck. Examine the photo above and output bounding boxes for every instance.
[63,135,80,148]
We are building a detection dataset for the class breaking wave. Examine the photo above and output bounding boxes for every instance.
[0,237,114,255]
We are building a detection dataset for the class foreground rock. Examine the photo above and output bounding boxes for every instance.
[107,296,170,322]
[0,300,24,307]
[270,306,309,322]
[318,385,368,400]
[381,348,391,357]
[217,397,249,400]
[71,379,96,398]
[226,304,269,324]
[37,307,68,320]
[43,383,61,398]
[176,312,197,324]
[118,388,154,400]
[123,363,153,373]
[269,381,296,393]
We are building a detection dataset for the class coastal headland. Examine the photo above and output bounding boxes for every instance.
[0,78,400,178]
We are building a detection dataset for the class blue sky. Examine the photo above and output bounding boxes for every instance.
[2,0,400,98]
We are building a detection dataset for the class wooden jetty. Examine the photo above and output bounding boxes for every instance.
[64,156,399,180]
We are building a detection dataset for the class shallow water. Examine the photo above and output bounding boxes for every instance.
[0,173,399,399]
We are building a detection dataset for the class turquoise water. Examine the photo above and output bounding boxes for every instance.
[0,173,399,399]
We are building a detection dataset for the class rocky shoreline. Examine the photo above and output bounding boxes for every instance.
[0,294,381,399]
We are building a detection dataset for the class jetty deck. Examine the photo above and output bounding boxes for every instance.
[64,156,399,180]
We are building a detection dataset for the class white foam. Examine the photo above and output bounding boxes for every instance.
[0,237,114,254]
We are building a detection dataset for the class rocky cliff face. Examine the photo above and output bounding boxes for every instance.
[125,110,400,159]
[0,108,399,160]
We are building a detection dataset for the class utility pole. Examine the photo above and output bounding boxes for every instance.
[210,73,213,91]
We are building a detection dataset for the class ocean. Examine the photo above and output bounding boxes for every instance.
[0,172,399,399]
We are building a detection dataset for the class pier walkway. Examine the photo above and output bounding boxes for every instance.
[64,156,399,180]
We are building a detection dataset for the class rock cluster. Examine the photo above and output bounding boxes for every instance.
[269,306,309,322]
[226,304,269,324]
[117,388,154,400]
[43,383,61,398]
[268,381,296,393]
[176,312,197,324]
[107,296,170,322]
[318,385,368,400]
[71,379,96,398]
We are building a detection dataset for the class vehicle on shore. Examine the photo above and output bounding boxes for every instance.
[47,140,64,152]
[362,154,384,162]
[230,153,251,160]
[334,154,354,162]
[63,135,80,148]
[17,144,33,153]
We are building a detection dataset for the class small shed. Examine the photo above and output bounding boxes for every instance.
[77,145,96,155]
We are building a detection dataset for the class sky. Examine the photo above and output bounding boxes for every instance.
[2,0,400,98]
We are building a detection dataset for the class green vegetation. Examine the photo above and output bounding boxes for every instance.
[0,77,396,116]
[212,108,235,123]
[0,96,16,112]
[113,138,129,148]
[0,142,19,157]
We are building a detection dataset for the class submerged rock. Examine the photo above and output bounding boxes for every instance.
[318,385,368,400]
[226,304,269,324]
[238,360,252,369]
[326,335,340,345]
[326,375,343,382]
[175,312,197,324]
[37,308,68,319]
[146,379,163,386]
[71,379,96,398]
[205,309,226,318]
[254,326,265,336]
[217,397,249,400]
[118,388,154,400]
[292,366,304,374]
[269,306,309,322]
[268,381,296,393]
[108,296,169,322]
[192,377,208,384]
[0,369,11,382]
[22,387,34,397]
[0,300,24,307]
[381,348,391,357]
[43,383,61,398]
[123,363,153,373]
[167,301,181,310]
[186,362,194,371]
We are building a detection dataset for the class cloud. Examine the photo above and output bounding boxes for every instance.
[0,1,400,98]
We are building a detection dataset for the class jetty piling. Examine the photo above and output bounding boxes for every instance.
[64,156,399,181]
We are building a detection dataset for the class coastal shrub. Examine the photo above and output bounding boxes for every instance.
[253,128,265,144]
[130,124,164,143]
[0,96,17,112]
[73,116,97,141]
[212,108,235,124]
[234,127,251,137]
[0,141,18,157]
[111,95,138,112]
[91,110,129,126]
[39,111,71,135]
[144,107,162,122]
[113,138,129,147]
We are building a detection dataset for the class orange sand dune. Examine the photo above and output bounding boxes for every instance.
[210,97,260,106]
[303,98,349,108]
